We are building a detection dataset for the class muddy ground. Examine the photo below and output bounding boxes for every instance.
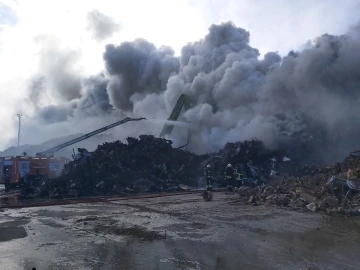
[0,192,359,270]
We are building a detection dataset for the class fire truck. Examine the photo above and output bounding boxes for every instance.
[0,156,70,185]
[0,117,146,186]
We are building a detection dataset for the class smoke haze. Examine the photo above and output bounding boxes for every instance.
[86,10,122,42]
[15,21,360,164]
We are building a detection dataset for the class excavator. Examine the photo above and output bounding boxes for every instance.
[159,94,192,147]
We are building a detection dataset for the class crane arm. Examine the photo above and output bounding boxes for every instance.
[160,94,191,137]
[35,117,146,157]
[159,94,192,145]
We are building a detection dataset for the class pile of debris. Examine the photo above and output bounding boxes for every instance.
[49,135,206,196]
[236,153,360,216]
[21,137,294,199]
[21,133,360,215]
[199,139,291,186]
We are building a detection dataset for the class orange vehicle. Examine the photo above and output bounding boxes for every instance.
[0,117,145,186]
[0,156,69,185]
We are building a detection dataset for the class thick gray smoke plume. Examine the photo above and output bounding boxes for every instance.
[86,10,122,42]
[22,21,360,164]
[128,22,360,163]
[33,74,111,124]
[104,39,179,111]
[75,75,112,117]
[38,103,75,124]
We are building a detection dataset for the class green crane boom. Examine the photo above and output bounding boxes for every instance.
[160,94,192,145]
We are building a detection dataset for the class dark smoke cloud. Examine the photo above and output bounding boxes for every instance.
[21,21,360,164]
[38,102,75,124]
[122,21,360,163]
[75,74,112,117]
[34,74,112,124]
[255,32,360,161]
[86,10,122,42]
[104,39,179,111]
[134,22,282,149]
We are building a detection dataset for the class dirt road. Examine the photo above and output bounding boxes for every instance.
[0,192,359,269]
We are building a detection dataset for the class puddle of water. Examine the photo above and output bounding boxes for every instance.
[93,224,165,242]
[0,220,29,242]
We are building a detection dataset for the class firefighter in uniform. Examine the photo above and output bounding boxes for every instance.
[4,168,11,192]
[204,164,213,191]
[225,164,234,191]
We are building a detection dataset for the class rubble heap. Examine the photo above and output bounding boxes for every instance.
[237,153,360,216]
[22,136,293,198]
[199,139,287,186]
[18,134,360,216]
[56,135,206,195]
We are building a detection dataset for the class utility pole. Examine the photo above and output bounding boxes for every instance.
[17,114,22,147]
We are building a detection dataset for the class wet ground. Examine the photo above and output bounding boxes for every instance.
[0,192,359,270]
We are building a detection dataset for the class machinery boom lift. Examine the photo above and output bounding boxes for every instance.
[35,93,193,158]
[35,117,146,158]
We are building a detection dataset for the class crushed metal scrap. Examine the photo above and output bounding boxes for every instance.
[236,153,360,216]
[16,135,360,216]
[19,136,289,199]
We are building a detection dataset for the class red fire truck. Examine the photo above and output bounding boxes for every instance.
[0,156,70,185]
[0,117,145,186]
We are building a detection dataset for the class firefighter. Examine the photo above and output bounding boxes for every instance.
[4,168,11,192]
[204,164,213,191]
[34,169,40,186]
[225,164,234,191]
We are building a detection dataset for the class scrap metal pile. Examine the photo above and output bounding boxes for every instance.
[237,153,360,215]
[19,135,360,217]
[51,135,206,196]
[21,136,291,199]
[199,139,289,186]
